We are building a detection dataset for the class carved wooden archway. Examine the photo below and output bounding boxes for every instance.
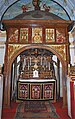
[3,44,67,107]
[3,19,72,108]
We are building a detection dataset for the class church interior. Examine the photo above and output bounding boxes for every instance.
[0,0,75,119]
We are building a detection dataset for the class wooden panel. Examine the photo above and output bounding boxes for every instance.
[17,82,29,100]
[56,28,66,43]
[43,83,55,100]
[45,28,55,43]
[17,80,56,101]
[32,28,43,43]
[8,28,19,43]
[30,84,42,99]
[20,28,28,43]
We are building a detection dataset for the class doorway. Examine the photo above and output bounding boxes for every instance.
[10,48,63,102]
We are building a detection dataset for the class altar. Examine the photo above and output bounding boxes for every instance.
[17,79,56,102]
[16,48,56,102]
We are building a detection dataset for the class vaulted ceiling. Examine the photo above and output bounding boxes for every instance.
[0,0,75,20]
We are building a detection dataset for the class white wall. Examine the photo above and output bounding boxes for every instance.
[0,31,6,67]
[69,27,75,65]
[0,45,5,66]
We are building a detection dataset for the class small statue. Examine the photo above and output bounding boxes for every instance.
[43,4,50,12]
[22,5,28,13]
[32,0,40,10]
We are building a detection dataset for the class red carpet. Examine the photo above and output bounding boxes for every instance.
[2,98,70,119]
[14,101,59,119]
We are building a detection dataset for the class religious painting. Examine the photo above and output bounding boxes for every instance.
[3,0,70,20]
[43,83,54,99]
[8,28,18,43]
[32,28,42,43]
[20,28,28,43]
[45,29,55,43]
[56,29,66,43]
[30,84,41,99]
[18,82,29,100]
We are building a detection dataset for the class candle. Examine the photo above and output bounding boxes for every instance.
[49,62,50,70]
[30,57,31,66]
[44,57,46,65]
[41,57,42,65]
[28,62,29,70]
[44,66,45,71]
[46,61,47,68]
[23,58,26,70]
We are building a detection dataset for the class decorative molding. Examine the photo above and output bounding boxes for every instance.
[8,44,67,61]
[8,44,28,60]
[46,44,67,61]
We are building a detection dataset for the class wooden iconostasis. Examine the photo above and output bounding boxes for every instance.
[3,19,72,107]
[8,27,66,44]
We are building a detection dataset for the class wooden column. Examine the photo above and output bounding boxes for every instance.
[11,58,17,100]
[12,58,17,100]
[3,43,9,107]
[62,63,67,107]
[57,58,60,99]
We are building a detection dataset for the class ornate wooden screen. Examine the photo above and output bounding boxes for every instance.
[3,19,72,107]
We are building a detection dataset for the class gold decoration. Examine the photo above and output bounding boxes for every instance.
[8,28,18,43]
[8,44,25,60]
[20,28,28,43]
[34,63,38,69]
[46,44,66,61]
[46,29,55,42]
[56,29,65,43]
[52,45,66,60]
[32,28,42,43]
[8,44,67,62]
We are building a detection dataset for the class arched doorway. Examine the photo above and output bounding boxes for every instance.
[3,45,67,107]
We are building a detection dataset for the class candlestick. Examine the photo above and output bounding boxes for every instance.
[23,58,26,70]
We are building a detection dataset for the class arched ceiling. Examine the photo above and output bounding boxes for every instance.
[0,0,75,20]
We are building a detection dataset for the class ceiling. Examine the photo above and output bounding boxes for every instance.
[0,0,75,20]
